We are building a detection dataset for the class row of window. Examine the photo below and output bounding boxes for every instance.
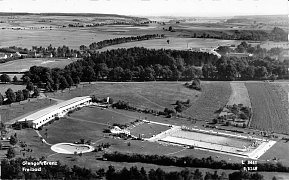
[33,100,91,127]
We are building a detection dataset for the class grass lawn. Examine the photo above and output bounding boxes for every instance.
[246,82,289,134]
[129,122,170,138]
[227,82,251,107]
[183,81,231,120]
[47,82,201,112]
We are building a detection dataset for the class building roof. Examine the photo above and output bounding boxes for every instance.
[18,96,91,122]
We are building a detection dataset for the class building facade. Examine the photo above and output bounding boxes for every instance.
[17,96,92,129]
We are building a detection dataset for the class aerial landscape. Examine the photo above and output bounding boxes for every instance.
[0,0,288,179]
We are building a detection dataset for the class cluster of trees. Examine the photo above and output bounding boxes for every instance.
[22,66,80,92]
[190,27,287,41]
[185,79,201,90]
[174,99,191,113]
[86,34,164,50]
[0,86,38,105]
[203,55,287,80]
[1,156,267,180]
[103,152,289,173]
[0,73,12,83]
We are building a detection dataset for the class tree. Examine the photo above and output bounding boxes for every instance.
[45,82,53,92]
[33,87,40,97]
[15,90,24,102]
[109,67,124,81]
[59,76,69,90]
[144,66,155,81]
[13,76,18,83]
[0,92,4,105]
[26,82,34,91]
[65,75,74,87]
[82,66,95,82]
[22,89,30,100]
[6,147,15,159]
[168,26,173,31]
[96,63,109,79]
[0,73,11,83]
[9,135,18,146]
[5,88,16,104]
[193,169,203,180]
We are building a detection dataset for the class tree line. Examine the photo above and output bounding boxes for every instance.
[1,156,267,180]
[103,151,289,173]
[85,34,164,50]
[186,27,287,41]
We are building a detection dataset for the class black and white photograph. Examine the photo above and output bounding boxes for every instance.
[0,0,288,179]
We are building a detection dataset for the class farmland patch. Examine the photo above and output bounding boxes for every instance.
[246,82,289,134]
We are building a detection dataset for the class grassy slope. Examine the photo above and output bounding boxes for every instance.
[1,98,56,123]
[246,82,289,134]
[183,81,231,120]
[47,82,201,112]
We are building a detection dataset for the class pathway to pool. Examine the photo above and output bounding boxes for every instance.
[34,130,94,155]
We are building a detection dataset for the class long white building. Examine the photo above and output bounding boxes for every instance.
[17,96,92,129]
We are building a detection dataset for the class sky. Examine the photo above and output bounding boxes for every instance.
[0,0,287,17]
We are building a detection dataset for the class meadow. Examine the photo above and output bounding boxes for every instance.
[129,122,170,138]
[246,82,289,134]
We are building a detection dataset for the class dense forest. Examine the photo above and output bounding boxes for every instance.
[1,157,267,180]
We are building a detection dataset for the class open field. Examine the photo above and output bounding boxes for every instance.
[246,82,289,134]
[183,81,231,120]
[0,58,78,72]
[1,98,56,123]
[0,28,132,49]
[47,82,201,112]
[0,84,25,94]
[227,82,251,107]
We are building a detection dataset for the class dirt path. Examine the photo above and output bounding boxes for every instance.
[34,130,52,146]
